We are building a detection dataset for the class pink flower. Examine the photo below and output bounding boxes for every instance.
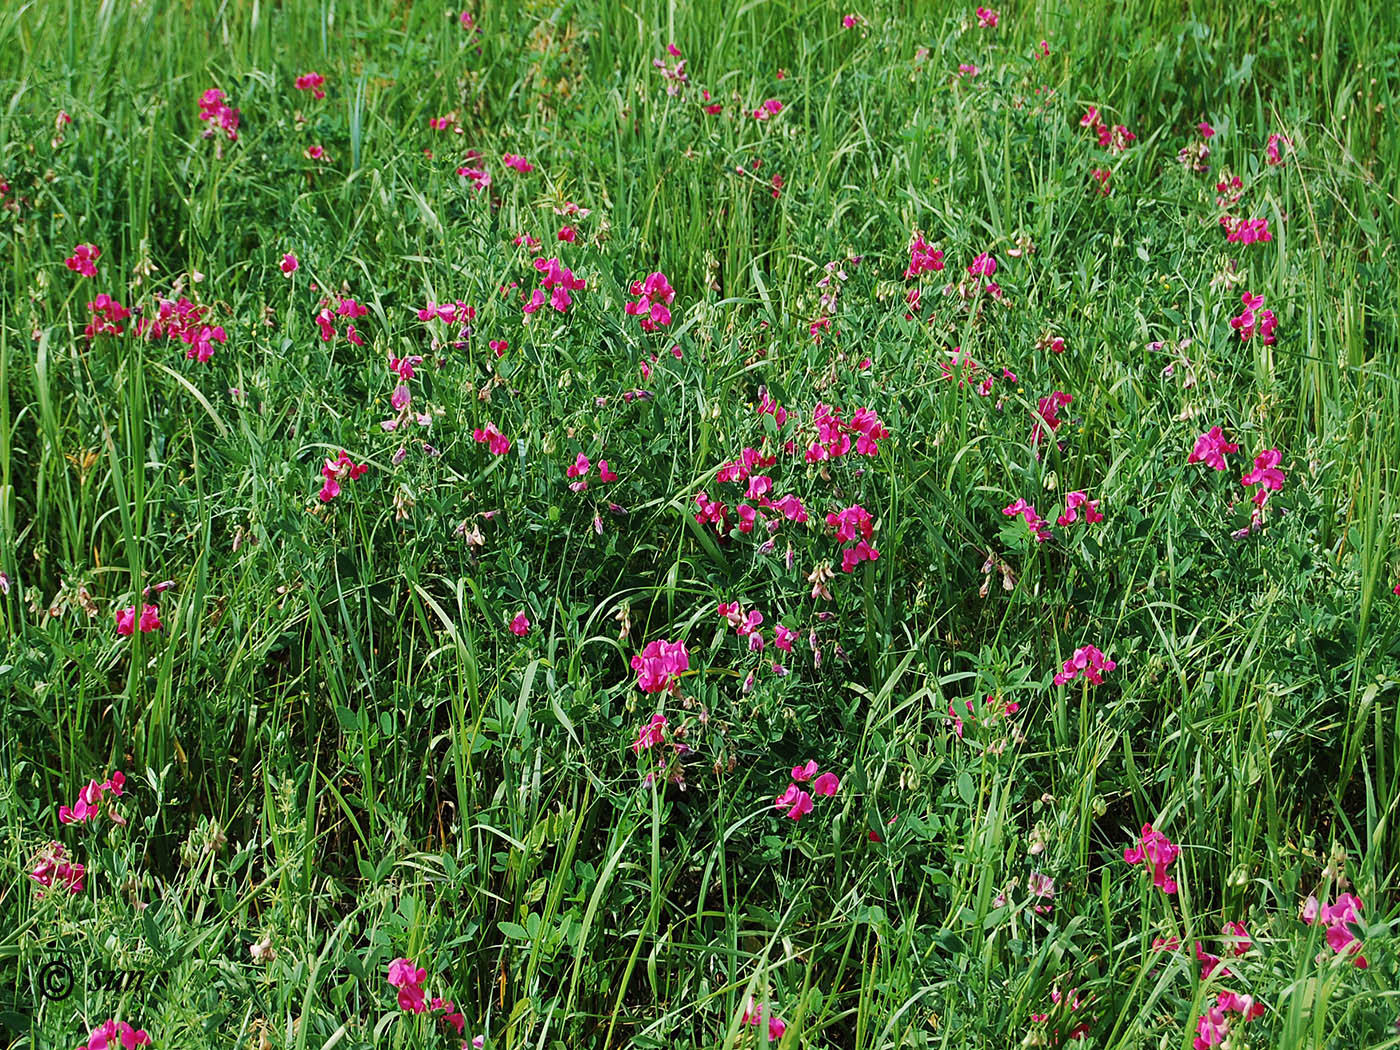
[631,639,690,694]
[458,167,491,191]
[1188,426,1239,471]
[1221,215,1272,245]
[115,605,162,636]
[812,771,840,796]
[1053,644,1116,687]
[625,271,676,331]
[471,422,512,455]
[904,233,945,279]
[281,253,299,274]
[1031,391,1072,447]
[1056,491,1102,527]
[557,225,577,242]
[1123,823,1180,894]
[1303,892,1368,966]
[774,624,796,652]
[83,294,132,338]
[295,71,326,99]
[305,144,328,161]
[1229,291,1277,343]
[197,87,240,141]
[975,6,999,27]
[791,760,818,782]
[632,713,668,753]
[741,998,788,1042]
[29,841,85,896]
[386,957,429,1014]
[509,612,530,636]
[774,783,814,820]
[1027,871,1055,914]
[1199,121,1215,138]
[488,338,508,356]
[566,452,591,491]
[599,460,619,483]
[65,243,101,277]
[967,252,997,277]
[319,450,369,502]
[79,1019,151,1050]
[1241,449,1285,500]
[1002,498,1053,543]
[502,153,533,173]
[826,504,874,543]
[1265,133,1291,166]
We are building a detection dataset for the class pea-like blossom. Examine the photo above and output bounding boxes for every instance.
[1002,498,1052,543]
[1123,823,1179,894]
[65,243,100,276]
[116,605,163,636]
[78,1019,151,1050]
[631,639,689,694]
[1221,215,1271,245]
[29,841,85,896]
[1241,449,1285,505]
[1230,291,1277,343]
[904,233,945,278]
[1053,644,1116,686]
[523,257,586,315]
[197,87,240,141]
[976,7,999,27]
[631,713,668,752]
[84,294,131,338]
[319,450,369,502]
[741,998,787,1042]
[386,957,428,1013]
[625,271,676,330]
[509,612,530,636]
[1302,892,1368,967]
[294,72,326,99]
[280,252,299,274]
[1056,491,1103,527]
[502,153,533,173]
[967,252,997,277]
[1188,426,1239,471]
[1031,391,1072,447]
[1265,133,1291,166]
[471,422,511,455]
[58,771,126,826]
[138,296,226,363]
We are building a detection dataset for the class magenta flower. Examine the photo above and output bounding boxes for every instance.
[197,87,240,141]
[1188,426,1239,471]
[625,271,676,331]
[1198,121,1215,137]
[1031,391,1072,447]
[471,422,512,455]
[741,998,788,1042]
[115,605,162,636]
[975,6,999,27]
[280,253,298,274]
[1230,291,1277,343]
[631,713,668,753]
[457,167,491,192]
[294,71,326,99]
[774,783,814,820]
[319,451,369,502]
[1123,823,1180,894]
[791,760,818,782]
[1265,133,1291,166]
[502,153,533,173]
[29,841,86,896]
[386,957,428,1013]
[1221,215,1272,245]
[566,452,591,492]
[65,243,101,277]
[59,771,126,824]
[1027,871,1055,914]
[1056,491,1103,527]
[1241,448,1285,504]
[812,771,840,796]
[631,639,689,694]
[1302,893,1368,967]
[598,460,618,483]
[904,233,945,279]
[509,612,530,636]
[1052,645,1115,687]
[1002,498,1052,544]
[79,1019,151,1050]
[967,252,997,278]
[83,294,131,339]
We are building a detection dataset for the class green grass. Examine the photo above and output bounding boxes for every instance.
[2,0,1399,1047]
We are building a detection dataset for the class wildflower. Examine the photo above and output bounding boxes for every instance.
[1221,215,1272,245]
[826,504,874,544]
[1056,491,1102,527]
[386,958,429,1014]
[653,51,688,94]
[566,452,591,491]
[774,624,796,652]
[904,233,945,278]
[197,87,240,141]
[741,998,788,1042]
[1027,872,1055,914]
[967,252,997,278]
[841,14,863,29]
[813,771,840,796]
[1036,332,1066,354]
[471,422,511,455]
[751,98,783,120]
[774,783,814,820]
[294,71,326,99]
[1030,391,1072,447]
[976,7,999,27]
[599,460,618,483]
[632,713,668,752]
[458,167,491,191]
[509,612,530,636]
[523,257,586,316]
[625,271,676,330]
[1198,121,1215,138]
[78,1019,151,1050]
[1034,39,1050,58]
[1188,426,1240,471]
[1123,823,1179,894]
[631,639,689,694]
[1090,167,1112,194]
[281,253,298,274]
[502,153,532,173]
[1241,449,1285,504]
[1229,291,1277,344]
[1002,498,1053,543]
[488,338,508,356]
[1052,645,1116,686]
[1302,892,1368,966]
[115,605,162,636]
[318,450,369,502]
[65,243,101,277]
[138,295,226,362]
[1265,133,1291,166]
[84,294,131,338]
[304,145,329,162]
[29,841,86,895]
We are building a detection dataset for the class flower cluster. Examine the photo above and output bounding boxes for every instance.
[522,257,586,315]
[1230,291,1277,343]
[1080,107,1136,152]
[827,504,880,572]
[1188,426,1239,471]
[625,271,675,330]
[1030,391,1072,448]
[65,242,100,276]
[774,760,840,821]
[1052,645,1116,686]
[1221,215,1271,245]
[85,294,131,338]
[116,604,163,636]
[294,71,326,99]
[502,152,533,173]
[1193,992,1265,1049]
[751,98,783,121]
[1123,823,1179,894]
[29,841,85,895]
[471,422,511,455]
[319,450,369,502]
[1002,498,1053,543]
[1055,491,1103,527]
[197,88,240,141]
[1302,892,1367,967]
[741,998,787,1042]
[316,296,370,346]
[976,6,999,28]
[631,638,690,694]
[138,296,227,363]
[78,1019,151,1050]
[653,45,687,95]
